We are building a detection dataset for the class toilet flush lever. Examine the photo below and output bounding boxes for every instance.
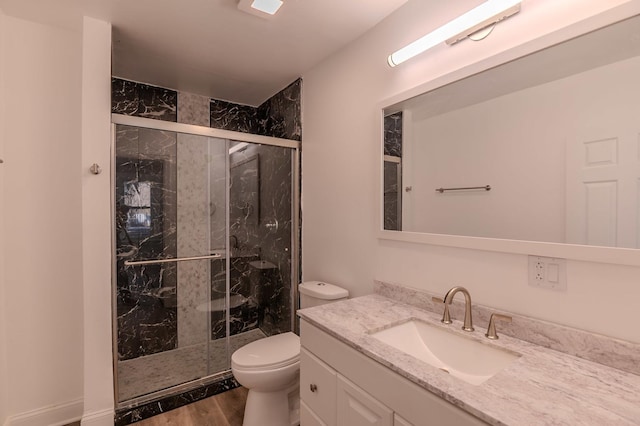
[310,384,318,393]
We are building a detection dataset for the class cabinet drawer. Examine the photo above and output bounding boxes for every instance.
[301,348,337,425]
[301,401,328,426]
[337,375,393,426]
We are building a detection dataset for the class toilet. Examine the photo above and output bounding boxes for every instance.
[231,281,349,426]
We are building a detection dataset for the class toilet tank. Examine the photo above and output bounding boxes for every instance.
[299,281,349,309]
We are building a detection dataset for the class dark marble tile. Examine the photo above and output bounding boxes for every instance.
[112,78,177,122]
[113,77,298,402]
[258,78,302,141]
[383,112,403,231]
[210,78,302,142]
[115,125,179,360]
[112,78,139,116]
[384,111,402,157]
[383,161,401,231]
[210,256,260,340]
[114,377,241,426]
[137,83,177,122]
[210,100,261,134]
[227,143,293,337]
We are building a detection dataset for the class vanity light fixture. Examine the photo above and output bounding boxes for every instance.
[387,0,521,67]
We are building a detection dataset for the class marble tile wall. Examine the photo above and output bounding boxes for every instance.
[115,126,178,361]
[176,134,213,348]
[384,111,402,157]
[112,77,299,403]
[210,99,261,134]
[383,161,400,231]
[258,79,302,141]
[112,78,177,122]
[211,255,260,340]
[383,112,402,231]
[177,92,210,126]
[228,144,293,336]
[210,78,302,141]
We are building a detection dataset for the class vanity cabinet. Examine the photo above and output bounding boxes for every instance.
[336,375,393,425]
[300,349,336,425]
[300,319,488,426]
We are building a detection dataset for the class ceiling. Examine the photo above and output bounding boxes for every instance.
[0,0,408,106]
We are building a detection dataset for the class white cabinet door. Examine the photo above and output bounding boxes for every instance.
[301,348,337,425]
[301,400,328,426]
[394,414,413,426]
[337,375,393,426]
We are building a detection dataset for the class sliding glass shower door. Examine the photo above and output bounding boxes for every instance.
[114,125,229,403]
[112,120,298,407]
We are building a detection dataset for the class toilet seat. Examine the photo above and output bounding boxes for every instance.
[231,332,300,371]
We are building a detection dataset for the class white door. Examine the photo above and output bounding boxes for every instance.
[336,375,393,426]
[566,125,640,248]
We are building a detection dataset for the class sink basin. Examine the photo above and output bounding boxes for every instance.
[370,319,520,385]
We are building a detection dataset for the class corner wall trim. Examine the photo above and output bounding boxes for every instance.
[5,398,83,426]
[81,408,114,426]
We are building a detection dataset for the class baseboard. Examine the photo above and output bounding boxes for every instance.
[5,398,83,426]
[81,408,114,426]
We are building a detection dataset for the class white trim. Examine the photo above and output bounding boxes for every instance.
[112,114,301,149]
[81,16,115,423]
[80,408,114,426]
[4,399,82,426]
[375,3,640,267]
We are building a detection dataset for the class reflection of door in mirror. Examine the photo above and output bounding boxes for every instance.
[384,112,403,230]
[565,70,640,248]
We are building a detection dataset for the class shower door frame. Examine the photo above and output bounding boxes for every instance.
[110,113,301,409]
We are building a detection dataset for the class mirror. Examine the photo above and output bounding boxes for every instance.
[383,14,640,249]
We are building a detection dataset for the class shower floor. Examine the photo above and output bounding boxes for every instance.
[117,328,266,402]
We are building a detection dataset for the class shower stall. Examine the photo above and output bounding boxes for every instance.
[111,114,300,409]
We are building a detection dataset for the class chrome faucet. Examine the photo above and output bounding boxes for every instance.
[443,286,474,332]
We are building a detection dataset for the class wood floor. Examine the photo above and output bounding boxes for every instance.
[134,386,248,426]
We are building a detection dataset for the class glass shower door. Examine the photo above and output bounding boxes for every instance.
[225,141,294,341]
[114,125,229,404]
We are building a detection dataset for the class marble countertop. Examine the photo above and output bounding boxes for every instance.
[297,295,640,425]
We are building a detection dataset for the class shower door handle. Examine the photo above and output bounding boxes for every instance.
[124,253,223,266]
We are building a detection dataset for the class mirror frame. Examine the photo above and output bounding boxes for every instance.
[376,3,640,267]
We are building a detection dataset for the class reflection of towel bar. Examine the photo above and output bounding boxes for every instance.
[435,185,491,193]
[124,254,222,266]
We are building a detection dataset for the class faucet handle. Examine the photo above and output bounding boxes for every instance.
[432,297,452,324]
[485,313,512,340]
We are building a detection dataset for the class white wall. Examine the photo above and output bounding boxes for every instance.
[0,13,84,425]
[80,17,114,426]
[0,8,8,426]
[302,0,640,343]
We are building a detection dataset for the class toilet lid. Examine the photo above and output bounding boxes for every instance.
[232,332,300,370]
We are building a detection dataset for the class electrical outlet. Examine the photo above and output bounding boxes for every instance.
[528,256,567,291]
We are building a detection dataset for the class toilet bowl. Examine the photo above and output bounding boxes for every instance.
[232,281,349,426]
[232,332,300,426]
